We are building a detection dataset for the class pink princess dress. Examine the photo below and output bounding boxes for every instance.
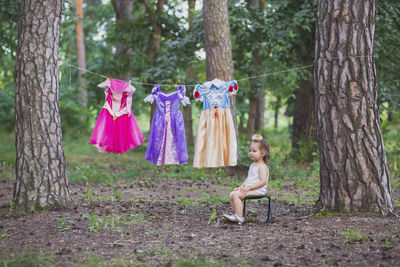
[89,78,145,154]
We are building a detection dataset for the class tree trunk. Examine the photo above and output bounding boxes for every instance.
[255,93,265,130]
[239,114,245,135]
[75,0,87,109]
[14,0,71,212]
[183,0,196,149]
[111,0,133,81]
[247,96,257,138]
[140,0,164,128]
[251,0,265,133]
[203,0,239,160]
[314,0,393,215]
[274,96,281,130]
[292,79,315,161]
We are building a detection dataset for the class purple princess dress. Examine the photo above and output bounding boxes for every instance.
[144,84,190,165]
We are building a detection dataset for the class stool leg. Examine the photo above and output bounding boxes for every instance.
[267,196,272,223]
[243,199,246,218]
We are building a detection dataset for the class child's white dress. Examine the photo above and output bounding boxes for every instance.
[244,163,268,195]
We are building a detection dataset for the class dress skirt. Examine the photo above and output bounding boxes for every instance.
[89,109,145,154]
[193,108,237,168]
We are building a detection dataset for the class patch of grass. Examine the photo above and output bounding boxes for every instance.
[279,192,300,204]
[71,253,141,266]
[314,211,335,218]
[185,187,197,192]
[341,228,367,245]
[177,197,197,207]
[268,179,284,190]
[116,212,146,226]
[172,232,180,238]
[374,231,392,248]
[199,193,228,204]
[150,248,174,255]
[171,258,223,267]
[82,213,104,232]
[0,228,9,239]
[0,131,15,164]
[57,217,73,232]
[1,252,55,267]
[0,162,14,180]
[112,186,121,201]
[82,213,118,232]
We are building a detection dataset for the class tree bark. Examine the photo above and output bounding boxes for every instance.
[75,0,87,109]
[274,96,281,130]
[255,93,265,130]
[247,96,257,138]
[140,0,164,127]
[183,0,196,149]
[14,0,71,212]
[111,0,133,81]
[203,0,239,160]
[247,0,266,135]
[292,79,314,160]
[314,0,393,215]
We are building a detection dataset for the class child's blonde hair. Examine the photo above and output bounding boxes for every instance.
[250,133,270,164]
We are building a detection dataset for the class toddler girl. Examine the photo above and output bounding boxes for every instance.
[223,133,269,224]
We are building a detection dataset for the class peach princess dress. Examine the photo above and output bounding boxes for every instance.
[192,79,238,168]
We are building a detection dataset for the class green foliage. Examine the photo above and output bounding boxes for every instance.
[0,0,19,131]
[376,1,400,112]
[112,186,122,201]
[341,228,367,245]
[373,231,392,248]
[57,217,73,232]
[208,203,219,225]
[177,197,197,207]
[82,213,104,232]
[0,162,14,180]
[0,228,9,239]
[8,201,15,217]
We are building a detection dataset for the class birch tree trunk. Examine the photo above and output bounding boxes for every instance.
[314,0,393,215]
[75,0,87,108]
[203,0,239,160]
[14,0,71,212]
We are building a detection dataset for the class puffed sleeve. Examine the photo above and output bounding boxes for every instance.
[225,80,238,95]
[144,84,160,104]
[193,84,207,102]
[97,78,110,89]
[177,85,191,106]
[126,83,136,95]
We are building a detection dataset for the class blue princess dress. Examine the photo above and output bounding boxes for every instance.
[193,79,238,168]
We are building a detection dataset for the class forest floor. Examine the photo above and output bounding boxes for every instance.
[0,167,399,266]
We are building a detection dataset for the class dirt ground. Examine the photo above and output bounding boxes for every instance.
[0,175,399,266]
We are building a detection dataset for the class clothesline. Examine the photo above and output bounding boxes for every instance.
[62,55,375,87]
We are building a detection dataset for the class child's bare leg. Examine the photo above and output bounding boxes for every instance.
[231,191,244,217]
[229,191,237,212]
